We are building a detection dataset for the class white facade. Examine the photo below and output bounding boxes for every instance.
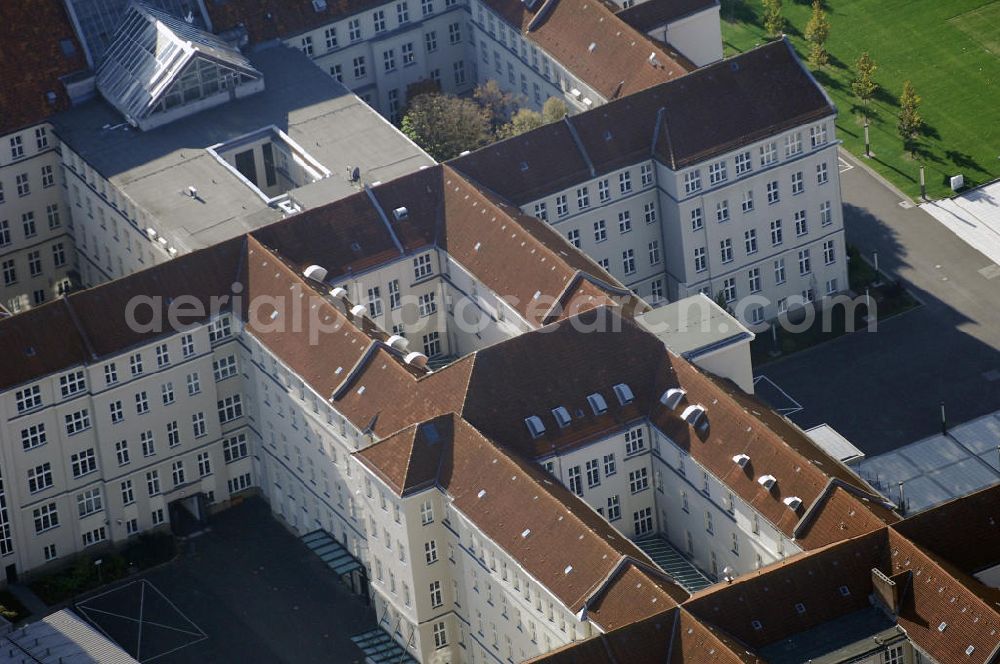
[0,123,75,312]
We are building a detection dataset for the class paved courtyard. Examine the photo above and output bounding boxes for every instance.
[756,152,1000,456]
[921,180,1000,268]
[73,497,375,664]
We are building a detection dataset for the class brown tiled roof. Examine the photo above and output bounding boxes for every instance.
[616,0,718,33]
[206,0,393,43]
[794,484,896,550]
[891,483,1000,576]
[684,530,889,649]
[586,562,687,631]
[0,0,86,134]
[887,529,1000,664]
[451,40,833,204]
[358,413,678,620]
[655,39,834,168]
[482,0,690,101]
[354,414,453,495]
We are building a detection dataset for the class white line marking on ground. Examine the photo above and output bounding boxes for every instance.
[753,375,803,416]
[838,156,854,173]
[78,607,204,636]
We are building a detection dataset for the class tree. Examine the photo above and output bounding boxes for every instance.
[761,0,784,39]
[473,80,520,132]
[400,93,493,161]
[897,80,923,154]
[541,97,568,124]
[851,52,879,118]
[804,0,830,68]
[498,108,545,139]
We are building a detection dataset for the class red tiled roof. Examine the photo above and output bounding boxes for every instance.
[0,0,86,134]
[482,0,690,101]
[888,529,1000,664]
[586,562,687,631]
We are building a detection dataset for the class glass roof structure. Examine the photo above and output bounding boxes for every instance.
[96,2,261,130]
[63,0,210,67]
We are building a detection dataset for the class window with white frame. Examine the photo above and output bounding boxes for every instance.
[77,487,103,517]
[161,382,174,405]
[629,467,649,493]
[59,370,86,398]
[141,430,156,456]
[566,229,580,248]
[21,423,47,450]
[816,162,829,185]
[567,465,583,495]
[722,277,736,303]
[820,201,833,226]
[121,479,135,505]
[418,292,437,317]
[619,171,632,193]
[745,229,758,254]
[71,448,97,477]
[691,207,704,230]
[622,249,636,275]
[167,421,180,447]
[213,355,238,381]
[785,132,802,157]
[795,210,808,236]
[694,247,707,272]
[683,169,701,194]
[135,391,149,415]
[115,440,130,466]
[432,621,447,649]
[735,150,752,175]
[759,141,778,166]
[624,428,645,455]
[146,470,160,496]
[648,240,661,265]
[799,249,812,275]
[766,180,780,204]
[603,453,617,476]
[791,171,804,195]
[413,254,432,279]
[33,503,58,533]
[187,372,201,396]
[65,409,91,436]
[576,186,589,210]
[16,386,42,413]
[423,331,441,357]
[749,267,762,293]
[774,258,787,284]
[634,507,653,535]
[810,123,828,147]
[708,160,727,185]
[720,238,734,263]
[223,433,248,462]
[209,316,232,343]
[420,500,434,524]
[218,395,243,423]
[110,400,124,424]
[640,163,654,186]
[823,240,836,265]
[593,219,607,242]
[598,179,610,202]
[555,194,568,217]
[770,219,783,246]
[585,459,600,487]
[607,495,621,521]
[28,463,53,493]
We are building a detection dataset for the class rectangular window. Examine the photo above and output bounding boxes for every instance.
[566,229,580,248]
[785,131,802,157]
[413,254,432,279]
[59,370,86,398]
[167,421,180,447]
[324,26,337,50]
[720,238,734,263]
[820,201,833,226]
[418,292,437,317]
[300,35,313,56]
[353,56,367,79]
[135,391,149,415]
[683,170,701,194]
[567,466,583,496]
[576,187,590,210]
[33,503,59,533]
[799,249,812,275]
[795,210,808,236]
[606,495,621,521]
[77,487,103,517]
[593,219,607,242]
[70,448,97,477]
[372,9,386,32]
[213,355,238,381]
[629,467,649,493]
[382,49,396,72]
[648,240,661,265]
[129,353,143,376]
[766,180,780,204]
[759,141,777,166]
[735,150,752,175]
[429,580,443,608]
[749,267,762,294]
[115,440,130,466]
[172,460,186,486]
[824,240,836,265]
[622,249,636,275]
[624,428,644,455]
[16,173,29,197]
[41,165,54,188]
[21,423,47,450]
[816,162,829,185]
[47,203,61,229]
[770,219,783,246]
[603,453,616,476]
[723,277,736,303]
[348,18,361,42]
[641,164,654,186]
[598,179,610,203]
[146,470,160,496]
[774,258,786,285]
[448,22,461,44]
[121,479,135,505]
[585,459,600,487]
[28,463,53,493]
[716,200,730,223]
[745,229,758,254]
[619,171,632,194]
[422,331,441,357]
[425,31,437,52]
[555,194,568,217]
[22,212,36,238]
[694,247,707,272]
[223,433,249,463]
[421,0,434,15]
[161,382,174,405]
[708,160,727,185]
[618,210,632,234]
[633,507,653,535]
[187,372,201,396]
[141,430,156,457]
[397,1,409,23]
[810,123,828,147]
[741,190,754,213]
[691,207,704,230]
[65,410,91,436]
[791,171,804,195]
[110,400,124,424]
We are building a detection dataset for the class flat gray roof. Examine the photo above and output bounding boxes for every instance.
[759,607,905,664]
[53,44,434,253]
[635,294,753,358]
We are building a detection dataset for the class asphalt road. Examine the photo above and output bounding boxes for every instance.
[757,151,1000,456]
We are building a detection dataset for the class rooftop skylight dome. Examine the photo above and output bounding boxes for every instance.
[96,2,263,130]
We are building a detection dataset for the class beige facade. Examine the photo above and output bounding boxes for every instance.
[0,123,74,312]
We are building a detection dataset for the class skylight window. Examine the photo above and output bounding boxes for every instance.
[613,383,634,406]
[551,406,571,429]
[587,393,608,416]
[524,415,546,439]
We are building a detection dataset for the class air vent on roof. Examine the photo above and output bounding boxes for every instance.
[794,603,806,615]
[681,404,706,427]
[613,383,634,406]
[520,161,529,171]
[732,454,750,468]
[145,228,157,239]
[349,166,361,182]
[303,265,328,282]
[938,622,947,632]
[570,88,581,98]
[404,352,428,368]
[330,287,348,300]
[783,496,802,511]
[586,393,608,416]
[660,388,686,410]
[965,646,975,656]
[648,52,662,68]
[521,529,531,538]
[603,130,613,142]
[524,415,546,439]
[588,42,597,53]
[168,247,178,256]
[393,206,409,221]
[386,335,409,351]
[551,406,571,429]
[478,489,487,499]
[583,98,593,106]
[757,475,777,491]
[350,304,367,318]
[564,565,573,575]
[312,0,327,11]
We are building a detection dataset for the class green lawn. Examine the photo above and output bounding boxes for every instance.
[720,0,1000,200]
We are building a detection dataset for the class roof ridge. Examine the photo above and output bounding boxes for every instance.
[61,296,97,361]
[365,184,405,255]
[563,115,596,178]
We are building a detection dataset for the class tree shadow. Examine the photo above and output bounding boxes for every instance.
[720,0,758,23]
[813,69,844,91]
[944,150,988,173]
[921,122,941,141]
[873,86,897,107]
[908,143,943,164]
[826,52,848,70]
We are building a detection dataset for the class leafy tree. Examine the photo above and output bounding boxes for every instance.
[498,108,545,139]
[541,97,568,123]
[401,93,493,161]
[474,80,520,132]
[761,0,784,39]
[804,0,830,68]
[897,80,924,154]
[851,52,879,118]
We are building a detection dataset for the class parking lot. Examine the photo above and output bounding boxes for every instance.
[74,497,375,663]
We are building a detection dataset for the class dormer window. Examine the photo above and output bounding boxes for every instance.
[757,475,777,491]
[612,383,634,406]
[660,388,686,410]
[524,416,545,439]
[587,393,608,416]
[681,404,706,427]
[551,407,571,429]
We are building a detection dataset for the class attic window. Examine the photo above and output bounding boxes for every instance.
[751,620,763,631]
[783,496,802,510]
[521,529,531,538]
[660,388,686,410]
[520,161,529,172]
[564,565,573,575]
[59,39,76,58]
[681,404,706,427]
[392,206,409,221]
[477,489,486,499]
[757,475,777,491]
[609,383,634,406]
[732,454,750,468]
[524,415,546,439]
[351,241,362,252]
[603,130,613,141]
[312,0,327,10]
[586,393,608,416]
[551,406,571,429]
[938,622,947,633]
[794,603,806,615]
[838,585,850,597]
[966,646,975,656]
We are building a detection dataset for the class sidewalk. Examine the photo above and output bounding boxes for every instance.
[7,583,49,619]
